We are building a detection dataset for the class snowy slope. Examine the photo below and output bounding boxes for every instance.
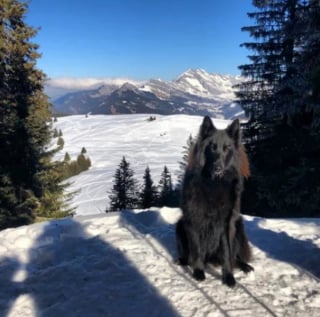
[53,114,230,215]
[0,209,319,317]
[174,68,242,100]
[0,114,319,317]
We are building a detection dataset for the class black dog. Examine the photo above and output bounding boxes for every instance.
[176,116,253,287]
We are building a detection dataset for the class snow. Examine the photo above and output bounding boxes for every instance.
[0,210,319,317]
[0,114,319,316]
[53,114,229,215]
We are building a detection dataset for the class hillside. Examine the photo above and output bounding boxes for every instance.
[53,114,230,215]
[51,69,244,119]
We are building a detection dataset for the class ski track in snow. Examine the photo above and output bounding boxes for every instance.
[0,209,319,317]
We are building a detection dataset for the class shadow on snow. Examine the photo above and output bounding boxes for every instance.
[0,217,180,317]
[245,218,320,279]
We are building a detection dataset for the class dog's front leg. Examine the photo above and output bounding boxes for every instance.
[221,223,236,287]
[184,222,206,281]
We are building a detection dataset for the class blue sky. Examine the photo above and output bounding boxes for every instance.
[26,0,254,81]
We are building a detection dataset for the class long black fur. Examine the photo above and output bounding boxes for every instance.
[176,116,253,287]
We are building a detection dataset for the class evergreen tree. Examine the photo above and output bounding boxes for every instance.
[60,150,92,180]
[64,152,71,162]
[176,134,194,187]
[158,166,173,207]
[81,147,87,154]
[0,0,69,228]
[76,153,91,171]
[237,0,320,217]
[139,166,157,209]
[57,136,64,148]
[53,128,59,138]
[107,157,138,212]
[237,0,307,141]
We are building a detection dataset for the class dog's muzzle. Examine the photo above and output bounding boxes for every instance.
[213,165,224,178]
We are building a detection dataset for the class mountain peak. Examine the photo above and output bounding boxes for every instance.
[118,82,138,93]
[177,68,209,79]
[52,68,244,119]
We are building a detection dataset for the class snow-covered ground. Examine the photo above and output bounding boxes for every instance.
[0,114,319,317]
[0,209,319,316]
[53,114,230,215]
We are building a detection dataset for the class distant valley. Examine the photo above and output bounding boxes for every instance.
[47,69,244,119]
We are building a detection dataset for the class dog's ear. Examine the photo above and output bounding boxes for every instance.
[200,116,216,139]
[227,119,240,146]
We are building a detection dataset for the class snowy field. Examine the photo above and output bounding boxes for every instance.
[0,114,319,317]
[53,114,230,215]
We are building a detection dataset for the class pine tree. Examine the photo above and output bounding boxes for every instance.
[64,152,71,162]
[57,136,64,148]
[0,0,69,228]
[176,134,194,187]
[77,153,91,171]
[237,0,320,217]
[81,147,87,154]
[53,128,59,138]
[107,157,138,212]
[158,166,173,207]
[139,166,157,209]
[237,0,307,142]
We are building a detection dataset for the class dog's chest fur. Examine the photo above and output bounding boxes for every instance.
[182,171,238,227]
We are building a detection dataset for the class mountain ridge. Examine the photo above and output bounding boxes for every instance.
[50,69,244,119]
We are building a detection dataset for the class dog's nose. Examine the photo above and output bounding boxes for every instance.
[214,165,224,176]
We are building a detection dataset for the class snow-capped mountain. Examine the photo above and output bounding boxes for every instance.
[51,69,244,119]
[175,68,242,99]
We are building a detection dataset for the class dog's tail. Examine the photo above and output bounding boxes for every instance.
[235,217,252,263]
[240,144,250,179]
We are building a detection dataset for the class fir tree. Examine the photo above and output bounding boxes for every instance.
[64,152,71,162]
[57,136,64,148]
[53,128,59,138]
[158,166,173,207]
[77,153,91,171]
[139,166,157,209]
[176,134,194,187]
[81,147,87,154]
[237,0,320,217]
[107,157,138,212]
[237,0,307,141]
[0,0,69,228]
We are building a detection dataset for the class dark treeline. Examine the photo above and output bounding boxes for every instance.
[0,0,93,229]
[236,0,320,217]
[0,0,72,229]
[106,157,180,212]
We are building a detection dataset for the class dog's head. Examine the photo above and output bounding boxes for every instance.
[193,116,240,179]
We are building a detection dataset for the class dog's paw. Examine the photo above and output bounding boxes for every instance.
[176,257,188,266]
[193,269,205,281]
[237,261,254,273]
[222,273,236,287]
[240,263,254,274]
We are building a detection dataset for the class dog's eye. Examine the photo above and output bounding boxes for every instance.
[212,143,217,151]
